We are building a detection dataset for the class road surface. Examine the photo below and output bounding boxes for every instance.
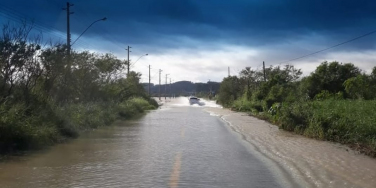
[0,97,286,188]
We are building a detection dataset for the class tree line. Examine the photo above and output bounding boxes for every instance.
[217,61,376,157]
[0,23,157,154]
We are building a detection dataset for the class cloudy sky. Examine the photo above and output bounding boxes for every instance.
[1,0,376,84]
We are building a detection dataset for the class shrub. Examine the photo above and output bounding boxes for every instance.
[276,99,376,156]
[117,97,156,118]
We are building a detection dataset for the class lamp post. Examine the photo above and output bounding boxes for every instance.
[128,53,149,94]
[71,17,107,47]
[66,17,106,72]
[130,54,148,68]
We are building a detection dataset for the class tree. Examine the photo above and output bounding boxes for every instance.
[301,61,361,99]
[344,74,375,100]
[0,22,42,104]
[217,76,242,107]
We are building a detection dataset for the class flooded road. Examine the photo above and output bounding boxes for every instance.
[0,98,284,188]
[2,97,375,188]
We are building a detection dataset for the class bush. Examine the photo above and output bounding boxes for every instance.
[117,97,156,118]
[232,94,263,113]
[232,98,253,112]
[0,102,60,153]
[277,100,376,156]
[278,102,313,132]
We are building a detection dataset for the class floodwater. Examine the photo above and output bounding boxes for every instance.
[206,107,376,188]
[0,97,375,188]
[0,97,282,188]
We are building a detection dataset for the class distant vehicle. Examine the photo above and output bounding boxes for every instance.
[188,96,200,105]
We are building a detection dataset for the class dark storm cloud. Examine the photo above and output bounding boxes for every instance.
[2,0,376,51]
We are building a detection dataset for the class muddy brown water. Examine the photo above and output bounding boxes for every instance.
[206,107,376,188]
[0,97,375,188]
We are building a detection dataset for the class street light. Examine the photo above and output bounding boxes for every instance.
[131,54,148,68]
[71,17,107,46]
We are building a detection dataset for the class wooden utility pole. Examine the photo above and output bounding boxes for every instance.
[64,2,73,56]
[148,65,151,95]
[126,46,131,75]
[228,67,230,77]
[159,69,162,100]
[263,61,266,81]
[63,2,74,73]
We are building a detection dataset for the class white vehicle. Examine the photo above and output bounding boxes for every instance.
[188,96,200,105]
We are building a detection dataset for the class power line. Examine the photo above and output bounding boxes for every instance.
[0,4,91,49]
[278,29,376,64]
[0,7,64,37]
[0,2,100,50]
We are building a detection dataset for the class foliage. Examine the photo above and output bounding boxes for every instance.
[278,100,376,156]
[217,61,376,157]
[217,76,242,107]
[343,74,374,99]
[0,23,157,154]
[301,61,361,99]
[117,97,156,118]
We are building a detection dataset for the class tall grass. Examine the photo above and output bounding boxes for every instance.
[279,100,376,156]
[232,98,376,157]
[232,95,263,113]
[0,97,158,154]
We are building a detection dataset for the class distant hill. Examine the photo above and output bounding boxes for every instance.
[142,81,221,97]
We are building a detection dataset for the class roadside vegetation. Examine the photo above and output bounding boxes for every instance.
[0,23,157,155]
[217,61,376,157]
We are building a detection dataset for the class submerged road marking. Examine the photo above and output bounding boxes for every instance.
[169,151,182,188]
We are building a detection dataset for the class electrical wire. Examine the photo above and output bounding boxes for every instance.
[0,2,98,50]
[278,29,376,64]
[46,0,99,50]
[0,5,91,49]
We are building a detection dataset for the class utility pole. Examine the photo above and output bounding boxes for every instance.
[63,2,74,72]
[169,78,171,99]
[126,46,131,75]
[148,65,151,96]
[228,67,230,77]
[159,69,162,101]
[263,61,266,82]
[64,2,74,56]
[165,74,169,100]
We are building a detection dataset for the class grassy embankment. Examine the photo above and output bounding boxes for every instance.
[231,98,376,157]
[0,97,158,155]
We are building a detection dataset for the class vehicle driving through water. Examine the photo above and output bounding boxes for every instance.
[188,96,200,105]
